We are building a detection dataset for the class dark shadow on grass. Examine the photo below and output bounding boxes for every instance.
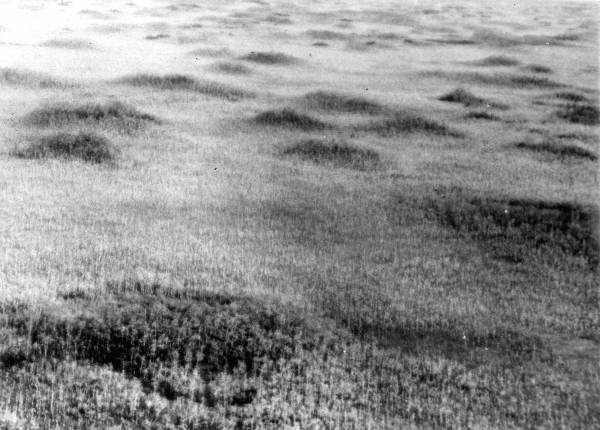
[439,88,509,110]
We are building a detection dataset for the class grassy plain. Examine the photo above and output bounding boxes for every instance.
[0,0,598,428]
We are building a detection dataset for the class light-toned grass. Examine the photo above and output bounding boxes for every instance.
[0,0,598,428]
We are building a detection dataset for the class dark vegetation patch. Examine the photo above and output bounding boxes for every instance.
[556,103,599,125]
[465,111,500,120]
[264,14,292,25]
[23,101,158,131]
[515,141,598,161]
[423,71,563,89]
[357,111,462,137]
[553,32,581,41]
[522,64,553,74]
[472,55,520,67]
[282,139,381,170]
[41,38,95,49]
[211,61,252,74]
[254,108,329,130]
[117,74,252,100]
[1,289,323,403]
[439,88,484,106]
[189,47,231,57]
[470,29,567,47]
[13,132,119,164]
[0,68,69,88]
[239,51,297,65]
[145,33,170,40]
[552,92,589,103]
[428,190,599,267]
[303,91,384,114]
[426,37,475,45]
[304,30,349,40]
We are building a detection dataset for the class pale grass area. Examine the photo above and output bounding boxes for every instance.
[0,0,598,428]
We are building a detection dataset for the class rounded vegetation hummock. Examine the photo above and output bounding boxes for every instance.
[14,132,119,164]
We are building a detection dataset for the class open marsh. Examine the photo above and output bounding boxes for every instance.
[0,0,598,429]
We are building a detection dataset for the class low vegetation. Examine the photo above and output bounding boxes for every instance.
[522,64,553,74]
[556,102,600,125]
[439,88,484,106]
[424,71,563,88]
[211,61,252,74]
[41,38,95,50]
[464,110,500,120]
[0,68,70,88]
[117,74,253,100]
[302,91,384,114]
[304,30,349,40]
[282,139,381,170]
[515,140,598,161]
[428,190,599,268]
[254,108,329,130]
[239,51,298,65]
[552,91,589,103]
[472,55,520,67]
[22,101,158,132]
[13,132,119,164]
[357,111,462,137]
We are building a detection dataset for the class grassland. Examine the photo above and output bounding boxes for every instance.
[0,0,598,429]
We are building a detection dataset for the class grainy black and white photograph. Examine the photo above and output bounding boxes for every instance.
[0,0,598,428]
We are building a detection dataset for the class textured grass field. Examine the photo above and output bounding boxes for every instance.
[0,0,598,428]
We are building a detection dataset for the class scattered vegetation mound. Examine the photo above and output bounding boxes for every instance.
[357,111,461,137]
[556,103,599,125]
[254,108,329,130]
[239,51,297,65]
[0,68,69,88]
[212,61,252,74]
[189,47,231,57]
[14,132,119,164]
[41,38,95,49]
[515,141,598,161]
[23,101,158,131]
[439,88,484,106]
[117,74,252,100]
[304,30,348,40]
[465,111,500,120]
[283,139,381,170]
[424,71,563,89]
[303,91,384,114]
[522,64,552,74]
[3,289,321,403]
[145,33,170,40]
[552,92,589,103]
[473,56,520,67]
[429,191,599,267]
